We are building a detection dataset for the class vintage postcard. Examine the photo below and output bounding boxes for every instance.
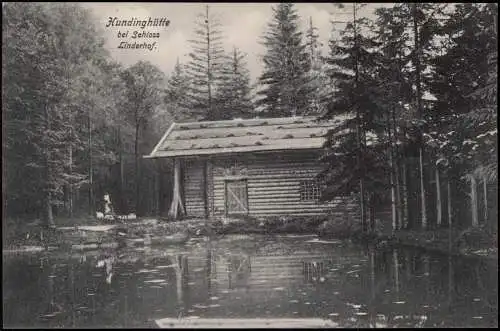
[2,2,497,329]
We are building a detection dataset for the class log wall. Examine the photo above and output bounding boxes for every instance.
[181,151,360,220]
[182,159,206,217]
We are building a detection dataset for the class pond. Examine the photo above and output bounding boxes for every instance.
[3,234,498,328]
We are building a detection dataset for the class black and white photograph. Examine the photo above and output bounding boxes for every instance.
[2,2,498,328]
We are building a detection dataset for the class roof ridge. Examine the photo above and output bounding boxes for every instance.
[173,116,322,126]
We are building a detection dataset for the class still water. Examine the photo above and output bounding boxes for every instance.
[3,234,498,328]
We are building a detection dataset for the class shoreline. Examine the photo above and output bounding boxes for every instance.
[3,218,497,262]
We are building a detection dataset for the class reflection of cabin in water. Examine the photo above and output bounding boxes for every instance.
[145,117,360,220]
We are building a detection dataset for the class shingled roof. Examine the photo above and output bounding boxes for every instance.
[145,116,347,158]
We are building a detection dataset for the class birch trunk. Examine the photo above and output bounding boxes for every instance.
[471,175,479,227]
[483,177,488,223]
[435,166,442,227]
[369,195,375,233]
[387,116,397,233]
[447,177,453,252]
[390,156,398,233]
[392,106,403,229]
[447,177,452,226]
[402,162,409,229]
[68,145,73,218]
[88,106,94,216]
[134,121,140,215]
[118,124,124,214]
[419,148,427,230]
[168,158,185,219]
[44,104,55,228]
[395,162,403,230]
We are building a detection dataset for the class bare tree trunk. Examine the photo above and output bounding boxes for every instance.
[155,161,160,216]
[447,176,452,226]
[44,104,55,228]
[435,166,442,227]
[390,152,398,234]
[413,3,427,230]
[68,145,73,218]
[471,175,479,227]
[483,177,488,223]
[135,122,140,215]
[387,109,397,233]
[352,3,366,233]
[392,107,403,229]
[395,163,403,230]
[206,5,213,119]
[88,106,94,216]
[369,194,375,233]
[46,191,55,228]
[402,161,409,229]
[168,158,185,219]
[118,124,125,214]
[447,177,453,252]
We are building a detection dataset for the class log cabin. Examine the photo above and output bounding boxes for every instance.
[145,116,360,220]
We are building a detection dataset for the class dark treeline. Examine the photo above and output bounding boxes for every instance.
[2,3,497,236]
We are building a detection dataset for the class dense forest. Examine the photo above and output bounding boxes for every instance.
[2,3,497,237]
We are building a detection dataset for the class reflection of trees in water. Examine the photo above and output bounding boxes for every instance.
[393,250,400,296]
[227,255,251,290]
[170,254,189,316]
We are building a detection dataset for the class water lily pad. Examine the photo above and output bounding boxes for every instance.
[145,279,167,284]
[156,265,175,269]
[39,313,57,318]
[193,304,208,309]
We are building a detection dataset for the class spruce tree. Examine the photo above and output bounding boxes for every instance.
[216,47,254,120]
[166,59,192,122]
[185,5,226,120]
[256,3,312,117]
[319,4,385,233]
[304,17,327,115]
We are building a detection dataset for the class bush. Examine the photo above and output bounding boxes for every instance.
[318,216,362,239]
[455,226,497,251]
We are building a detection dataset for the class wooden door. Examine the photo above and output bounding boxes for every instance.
[225,180,248,215]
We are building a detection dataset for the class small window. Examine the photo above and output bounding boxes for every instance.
[300,179,322,201]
